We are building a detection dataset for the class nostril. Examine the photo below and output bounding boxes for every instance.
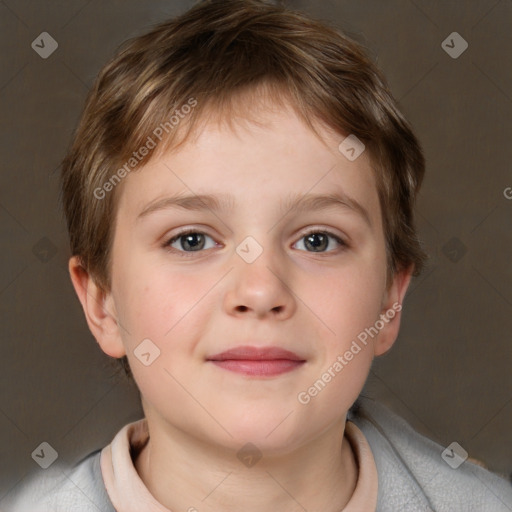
[236,305,248,312]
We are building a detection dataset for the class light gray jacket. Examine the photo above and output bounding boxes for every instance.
[3,397,511,511]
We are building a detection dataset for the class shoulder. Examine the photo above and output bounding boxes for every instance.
[348,397,512,511]
[2,450,115,512]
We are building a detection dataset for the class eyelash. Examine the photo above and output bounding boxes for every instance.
[162,228,348,258]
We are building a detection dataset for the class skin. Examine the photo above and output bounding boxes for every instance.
[70,98,412,512]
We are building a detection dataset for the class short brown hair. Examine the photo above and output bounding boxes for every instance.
[60,0,428,380]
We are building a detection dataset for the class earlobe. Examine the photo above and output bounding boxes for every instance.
[68,256,126,358]
[373,264,414,357]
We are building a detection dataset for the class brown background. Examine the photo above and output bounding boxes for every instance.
[1,0,511,502]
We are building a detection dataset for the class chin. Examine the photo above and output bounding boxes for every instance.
[216,410,308,452]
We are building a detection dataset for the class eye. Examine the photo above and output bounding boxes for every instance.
[293,230,347,253]
[162,228,346,256]
[163,229,218,255]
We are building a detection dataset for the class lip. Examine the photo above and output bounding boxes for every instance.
[207,345,306,377]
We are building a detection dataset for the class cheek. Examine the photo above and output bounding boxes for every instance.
[320,352,373,420]
[117,262,210,340]
[117,268,206,401]
[313,264,385,341]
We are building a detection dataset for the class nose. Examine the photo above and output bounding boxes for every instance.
[223,243,297,320]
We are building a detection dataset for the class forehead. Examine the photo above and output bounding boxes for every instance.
[117,102,382,232]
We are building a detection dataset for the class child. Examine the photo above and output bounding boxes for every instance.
[5,0,512,510]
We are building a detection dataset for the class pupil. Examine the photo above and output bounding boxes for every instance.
[306,233,327,252]
[183,233,204,251]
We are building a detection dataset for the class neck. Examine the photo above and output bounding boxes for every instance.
[134,417,358,512]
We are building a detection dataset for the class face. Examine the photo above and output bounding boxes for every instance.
[83,101,410,454]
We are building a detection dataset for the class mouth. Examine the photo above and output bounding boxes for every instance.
[206,345,306,377]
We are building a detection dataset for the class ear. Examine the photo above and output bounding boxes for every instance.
[68,256,126,358]
[373,264,414,357]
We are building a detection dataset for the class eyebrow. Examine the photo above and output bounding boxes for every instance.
[137,191,372,228]
[281,191,372,228]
